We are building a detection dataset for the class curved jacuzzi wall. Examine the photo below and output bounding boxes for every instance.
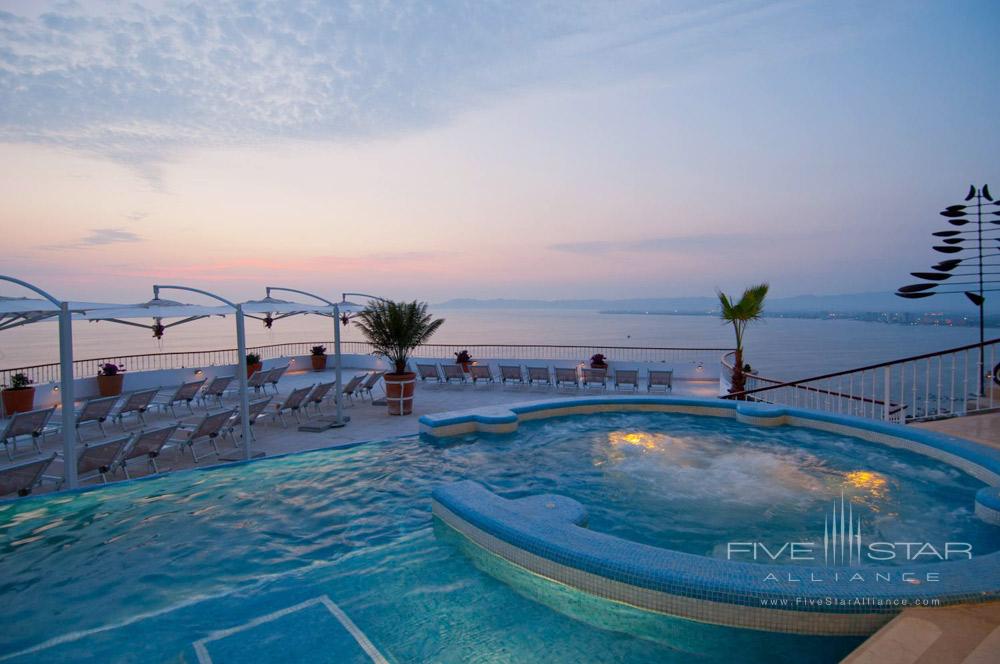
[423,397,1000,636]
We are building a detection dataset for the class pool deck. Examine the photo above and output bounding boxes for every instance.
[914,411,1000,452]
[842,602,1000,664]
[21,367,720,492]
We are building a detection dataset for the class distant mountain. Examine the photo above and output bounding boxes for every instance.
[435,292,987,315]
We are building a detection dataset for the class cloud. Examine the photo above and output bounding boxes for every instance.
[47,227,144,249]
[0,1,817,181]
[549,233,758,255]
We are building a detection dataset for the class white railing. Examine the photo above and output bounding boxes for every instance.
[2,342,732,385]
[723,338,1000,423]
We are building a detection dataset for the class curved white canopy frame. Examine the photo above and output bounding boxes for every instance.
[0,277,131,488]
[249,288,368,426]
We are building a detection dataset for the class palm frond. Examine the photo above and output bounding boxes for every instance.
[353,300,445,373]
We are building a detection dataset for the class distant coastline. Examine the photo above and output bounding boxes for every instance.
[598,310,1000,329]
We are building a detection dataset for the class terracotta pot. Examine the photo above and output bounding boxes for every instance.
[311,355,327,371]
[383,372,416,416]
[459,361,471,373]
[248,362,263,378]
[97,373,124,397]
[591,362,608,370]
[2,387,35,415]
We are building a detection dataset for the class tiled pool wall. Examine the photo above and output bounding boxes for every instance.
[423,396,1000,636]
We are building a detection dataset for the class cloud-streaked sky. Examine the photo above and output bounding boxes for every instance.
[1,0,997,304]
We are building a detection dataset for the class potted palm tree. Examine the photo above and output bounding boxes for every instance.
[310,345,327,371]
[246,353,263,378]
[354,300,444,415]
[718,283,769,398]
[96,363,125,396]
[2,373,35,415]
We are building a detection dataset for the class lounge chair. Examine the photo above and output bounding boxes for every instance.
[614,369,639,392]
[648,370,673,392]
[555,367,579,389]
[358,372,385,400]
[272,386,313,427]
[227,397,272,441]
[442,364,466,384]
[119,424,178,476]
[305,382,336,412]
[248,369,270,394]
[266,364,289,394]
[172,408,237,462]
[74,435,133,484]
[0,406,55,460]
[527,366,551,386]
[74,395,120,441]
[416,363,441,383]
[581,368,607,389]
[199,375,234,408]
[154,379,206,417]
[113,388,159,429]
[469,365,493,385]
[341,374,366,402]
[0,454,56,497]
[499,365,524,385]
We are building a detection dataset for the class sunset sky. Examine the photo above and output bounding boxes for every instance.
[1,1,997,304]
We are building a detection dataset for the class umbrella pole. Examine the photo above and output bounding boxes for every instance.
[334,305,344,425]
[58,303,78,488]
[235,305,252,460]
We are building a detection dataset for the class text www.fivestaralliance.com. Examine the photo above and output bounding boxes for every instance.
[760,597,941,608]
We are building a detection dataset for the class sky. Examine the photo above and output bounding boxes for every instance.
[0,0,998,306]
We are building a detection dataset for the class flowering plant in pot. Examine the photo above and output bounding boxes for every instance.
[455,350,473,373]
[310,345,328,371]
[246,352,263,378]
[590,353,608,369]
[96,363,126,396]
[354,300,444,415]
[2,373,35,415]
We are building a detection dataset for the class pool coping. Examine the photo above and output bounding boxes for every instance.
[424,396,1000,636]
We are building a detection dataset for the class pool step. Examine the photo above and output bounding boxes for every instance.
[842,603,1000,664]
[191,595,387,664]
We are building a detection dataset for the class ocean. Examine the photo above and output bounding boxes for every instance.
[1,308,996,382]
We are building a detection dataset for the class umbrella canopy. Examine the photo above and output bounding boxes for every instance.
[80,297,232,321]
[0,296,128,331]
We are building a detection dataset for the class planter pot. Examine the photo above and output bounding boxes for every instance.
[97,373,124,397]
[2,387,35,415]
[248,362,263,378]
[591,363,608,370]
[311,355,328,371]
[459,361,471,373]
[383,372,416,416]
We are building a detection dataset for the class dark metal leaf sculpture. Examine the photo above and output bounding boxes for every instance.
[898,283,937,292]
[934,245,963,253]
[949,219,970,226]
[965,291,985,305]
[933,230,961,237]
[895,291,935,299]
[945,204,967,212]
[933,260,963,271]
[984,184,993,201]
[966,185,977,201]
[942,238,965,244]
[911,272,951,280]
[940,209,968,218]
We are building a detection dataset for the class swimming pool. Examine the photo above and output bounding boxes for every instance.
[1,404,997,662]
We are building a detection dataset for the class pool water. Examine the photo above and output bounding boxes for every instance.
[0,412,994,663]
